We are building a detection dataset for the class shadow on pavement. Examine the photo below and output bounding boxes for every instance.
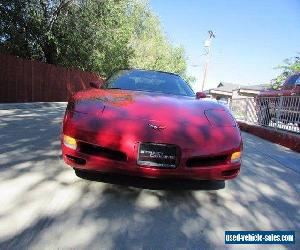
[75,170,225,190]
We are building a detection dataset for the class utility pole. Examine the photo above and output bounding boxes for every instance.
[201,30,215,92]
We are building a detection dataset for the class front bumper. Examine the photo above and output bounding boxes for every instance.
[61,143,241,180]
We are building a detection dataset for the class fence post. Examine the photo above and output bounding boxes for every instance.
[244,98,249,122]
[275,96,283,129]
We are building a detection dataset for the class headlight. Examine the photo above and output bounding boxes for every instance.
[231,151,241,163]
[63,135,77,150]
[205,109,236,127]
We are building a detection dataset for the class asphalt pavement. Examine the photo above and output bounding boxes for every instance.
[0,103,299,250]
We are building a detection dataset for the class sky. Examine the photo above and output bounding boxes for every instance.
[149,0,300,91]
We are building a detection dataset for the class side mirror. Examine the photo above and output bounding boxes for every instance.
[196,92,206,99]
[90,81,102,89]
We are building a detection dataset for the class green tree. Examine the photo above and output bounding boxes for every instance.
[0,0,75,64]
[127,1,192,81]
[56,0,135,75]
[0,0,193,81]
[0,0,134,74]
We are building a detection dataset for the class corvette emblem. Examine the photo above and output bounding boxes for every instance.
[148,123,166,130]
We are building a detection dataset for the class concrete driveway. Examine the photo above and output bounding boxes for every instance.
[0,103,299,250]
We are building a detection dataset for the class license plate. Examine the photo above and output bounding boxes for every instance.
[137,143,177,168]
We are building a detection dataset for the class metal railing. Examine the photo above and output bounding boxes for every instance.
[230,96,300,133]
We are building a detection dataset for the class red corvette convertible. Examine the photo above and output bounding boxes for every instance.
[61,69,242,180]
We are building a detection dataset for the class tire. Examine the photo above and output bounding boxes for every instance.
[74,168,89,179]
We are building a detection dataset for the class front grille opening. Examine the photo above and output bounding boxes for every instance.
[66,155,86,165]
[186,155,228,168]
[79,142,127,162]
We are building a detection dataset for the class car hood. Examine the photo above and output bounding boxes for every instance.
[66,89,241,155]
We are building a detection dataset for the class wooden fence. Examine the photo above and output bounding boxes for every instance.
[0,54,103,102]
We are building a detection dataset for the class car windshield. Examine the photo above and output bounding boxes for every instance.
[102,69,195,96]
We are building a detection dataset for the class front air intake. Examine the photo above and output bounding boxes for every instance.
[186,155,228,167]
[79,142,127,162]
[66,155,86,165]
